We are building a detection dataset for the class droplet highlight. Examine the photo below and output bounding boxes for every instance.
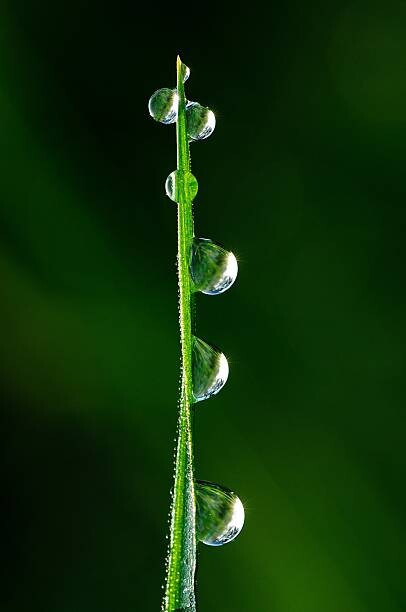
[148,88,179,124]
[192,336,228,402]
[165,170,199,203]
[186,102,216,141]
[196,480,245,546]
[190,238,238,295]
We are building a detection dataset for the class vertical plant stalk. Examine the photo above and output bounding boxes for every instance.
[163,56,196,612]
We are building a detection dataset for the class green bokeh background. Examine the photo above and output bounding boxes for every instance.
[1,2,405,611]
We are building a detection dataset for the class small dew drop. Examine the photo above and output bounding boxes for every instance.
[191,238,238,295]
[196,480,245,546]
[148,88,179,124]
[181,62,190,83]
[165,170,199,203]
[186,101,216,141]
[192,336,229,402]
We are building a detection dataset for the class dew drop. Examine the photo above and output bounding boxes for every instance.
[190,238,238,295]
[196,480,245,546]
[181,62,190,83]
[165,170,198,203]
[186,102,216,140]
[192,336,228,402]
[148,88,179,124]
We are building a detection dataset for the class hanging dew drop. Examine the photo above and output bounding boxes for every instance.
[181,61,190,83]
[196,480,245,546]
[165,170,199,203]
[192,337,229,402]
[148,88,179,124]
[186,102,216,140]
[190,238,238,295]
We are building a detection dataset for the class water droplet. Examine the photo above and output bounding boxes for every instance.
[191,238,238,295]
[165,170,199,203]
[192,336,228,402]
[181,62,190,83]
[148,88,179,124]
[186,102,216,140]
[196,480,245,546]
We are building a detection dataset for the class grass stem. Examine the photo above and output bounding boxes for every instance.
[163,55,196,612]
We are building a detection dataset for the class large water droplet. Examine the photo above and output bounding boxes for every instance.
[148,88,179,124]
[165,170,198,203]
[192,337,228,402]
[196,480,245,546]
[186,102,216,141]
[191,238,238,295]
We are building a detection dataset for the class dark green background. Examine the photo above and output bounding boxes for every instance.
[1,2,405,611]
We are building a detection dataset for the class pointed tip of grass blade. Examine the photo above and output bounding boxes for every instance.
[176,55,186,96]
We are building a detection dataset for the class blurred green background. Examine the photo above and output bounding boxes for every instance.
[0,2,405,611]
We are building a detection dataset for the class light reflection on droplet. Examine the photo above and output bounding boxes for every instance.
[191,238,238,295]
[165,170,199,203]
[181,62,190,83]
[186,101,216,140]
[192,337,228,402]
[196,480,245,546]
[148,88,179,124]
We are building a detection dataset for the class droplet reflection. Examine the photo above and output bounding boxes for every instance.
[192,337,228,402]
[165,170,198,203]
[196,480,245,546]
[186,102,216,140]
[181,62,190,83]
[148,88,179,124]
[191,238,238,295]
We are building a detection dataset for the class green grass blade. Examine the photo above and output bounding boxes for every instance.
[163,55,196,612]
